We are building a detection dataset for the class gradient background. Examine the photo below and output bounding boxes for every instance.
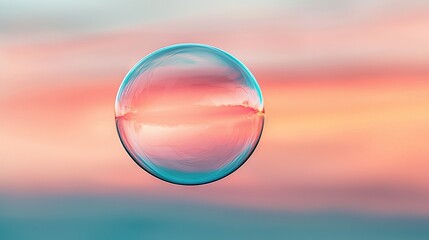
[1,1,429,239]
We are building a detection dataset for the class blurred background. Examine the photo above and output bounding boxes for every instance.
[1,0,429,239]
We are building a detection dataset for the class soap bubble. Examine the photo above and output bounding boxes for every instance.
[115,44,264,185]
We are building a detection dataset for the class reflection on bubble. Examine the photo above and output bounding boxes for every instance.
[115,44,264,185]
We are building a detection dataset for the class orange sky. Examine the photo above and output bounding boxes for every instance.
[1,65,429,215]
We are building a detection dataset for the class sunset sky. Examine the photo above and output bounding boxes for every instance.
[1,1,429,239]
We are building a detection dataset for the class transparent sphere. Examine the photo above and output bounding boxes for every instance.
[115,44,264,185]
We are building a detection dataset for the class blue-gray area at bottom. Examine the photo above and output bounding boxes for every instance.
[0,195,428,240]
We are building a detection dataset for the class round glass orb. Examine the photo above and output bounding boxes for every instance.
[115,43,264,185]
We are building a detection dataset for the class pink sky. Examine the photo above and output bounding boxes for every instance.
[1,0,429,216]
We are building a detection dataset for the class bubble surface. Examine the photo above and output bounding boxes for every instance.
[115,44,264,185]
